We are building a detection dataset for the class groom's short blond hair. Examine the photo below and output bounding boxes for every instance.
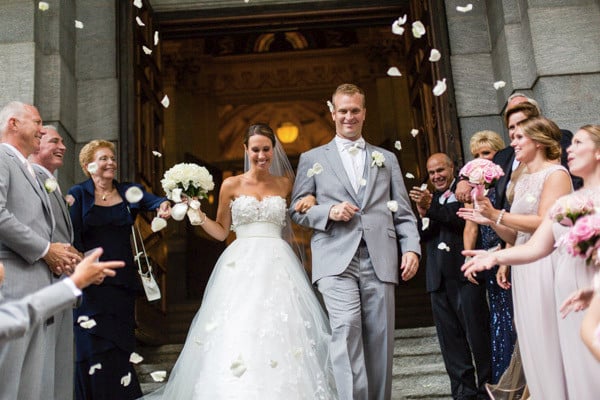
[332,84,366,108]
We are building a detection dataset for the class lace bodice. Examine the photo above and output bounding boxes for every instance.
[230,195,287,231]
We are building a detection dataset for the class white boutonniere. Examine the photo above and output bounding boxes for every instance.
[307,162,323,177]
[44,178,58,193]
[371,151,385,167]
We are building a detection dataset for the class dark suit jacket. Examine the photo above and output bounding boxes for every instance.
[419,182,477,292]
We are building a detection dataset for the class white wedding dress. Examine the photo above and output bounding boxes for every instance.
[142,195,337,400]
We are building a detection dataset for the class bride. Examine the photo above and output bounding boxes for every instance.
[141,124,337,399]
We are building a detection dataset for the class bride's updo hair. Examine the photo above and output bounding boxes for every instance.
[244,123,276,147]
[517,116,562,161]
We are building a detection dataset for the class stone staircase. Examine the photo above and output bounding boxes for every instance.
[135,326,451,399]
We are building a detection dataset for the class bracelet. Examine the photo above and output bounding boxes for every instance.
[495,209,506,225]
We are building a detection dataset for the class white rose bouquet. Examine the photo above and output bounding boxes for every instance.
[161,163,215,224]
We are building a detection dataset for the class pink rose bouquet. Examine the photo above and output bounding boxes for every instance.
[459,158,505,200]
[549,192,595,226]
[561,213,600,267]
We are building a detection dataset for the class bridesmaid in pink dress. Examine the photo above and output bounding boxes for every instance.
[459,117,572,399]
[463,124,600,399]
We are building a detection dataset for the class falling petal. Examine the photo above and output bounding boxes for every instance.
[77,315,89,323]
[135,16,145,26]
[38,2,49,11]
[412,21,426,39]
[86,162,98,174]
[387,200,399,212]
[421,217,430,230]
[433,78,447,96]
[396,14,408,25]
[420,183,428,191]
[79,319,97,329]
[161,94,170,108]
[154,31,159,46]
[526,194,536,203]
[437,242,450,251]
[493,80,506,90]
[88,363,102,375]
[391,24,404,36]
[75,20,84,29]
[230,355,247,377]
[410,129,419,137]
[394,140,402,150]
[125,186,144,203]
[152,150,162,157]
[387,67,402,77]
[142,45,152,55]
[151,217,167,232]
[359,178,367,187]
[120,372,132,387]
[129,352,144,364]
[429,49,441,62]
[150,371,167,382]
[326,100,334,113]
[456,4,473,13]
[269,360,278,368]
[133,0,143,8]
[405,173,415,179]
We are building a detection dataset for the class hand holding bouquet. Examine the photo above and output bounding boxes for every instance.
[459,158,504,203]
[161,163,214,224]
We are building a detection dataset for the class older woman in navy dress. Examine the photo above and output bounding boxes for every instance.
[69,140,170,400]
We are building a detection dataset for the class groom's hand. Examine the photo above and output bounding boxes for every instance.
[329,201,359,222]
[400,251,419,281]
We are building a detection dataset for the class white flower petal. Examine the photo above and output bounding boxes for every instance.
[151,217,167,232]
[142,45,152,55]
[161,94,170,108]
[493,80,506,90]
[88,363,102,375]
[437,242,450,251]
[129,352,144,364]
[433,78,447,96]
[405,172,415,179]
[86,162,98,174]
[77,315,89,323]
[526,194,536,203]
[38,2,49,11]
[75,20,84,29]
[150,370,167,382]
[326,100,334,113]
[397,14,408,25]
[133,0,143,8]
[135,16,145,26]
[387,67,402,77]
[410,129,419,137]
[412,21,426,38]
[230,355,247,377]
[421,217,430,230]
[391,24,405,36]
[429,49,441,62]
[125,186,144,203]
[154,31,159,46]
[171,203,188,221]
[79,319,97,329]
[394,140,402,150]
[359,178,367,187]
[120,372,131,387]
[152,150,162,157]
[456,4,473,13]
[420,183,428,191]
[387,200,399,212]
[269,359,278,368]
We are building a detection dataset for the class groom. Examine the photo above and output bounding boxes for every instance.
[290,83,421,400]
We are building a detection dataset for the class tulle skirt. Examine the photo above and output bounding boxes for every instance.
[141,233,337,399]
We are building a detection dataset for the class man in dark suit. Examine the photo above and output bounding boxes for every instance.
[410,153,491,400]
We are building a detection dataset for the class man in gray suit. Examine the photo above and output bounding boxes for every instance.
[0,248,123,344]
[30,125,78,400]
[291,83,421,400]
[0,101,80,399]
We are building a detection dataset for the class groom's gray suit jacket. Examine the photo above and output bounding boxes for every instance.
[290,139,420,283]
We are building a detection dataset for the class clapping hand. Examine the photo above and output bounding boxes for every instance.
[456,207,493,226]
[559,288,595,318]
[461,249,497,276]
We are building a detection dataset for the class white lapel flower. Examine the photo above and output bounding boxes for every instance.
[44,178,58,193]
[230,355,247,378]
[129,352,144,364]
[429,49,441,62]
[38,2,49,11]
[86,162,98,175]
[150,370,167,382]
[493,80,506,90]
[371,151,385,168]
[394,140,402,150]
[387,67,402,77]
[433,78,447,96]
[412,21,426,38]
[307,162,323,177]
[88,363,102,375]
[387,200,398,212]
